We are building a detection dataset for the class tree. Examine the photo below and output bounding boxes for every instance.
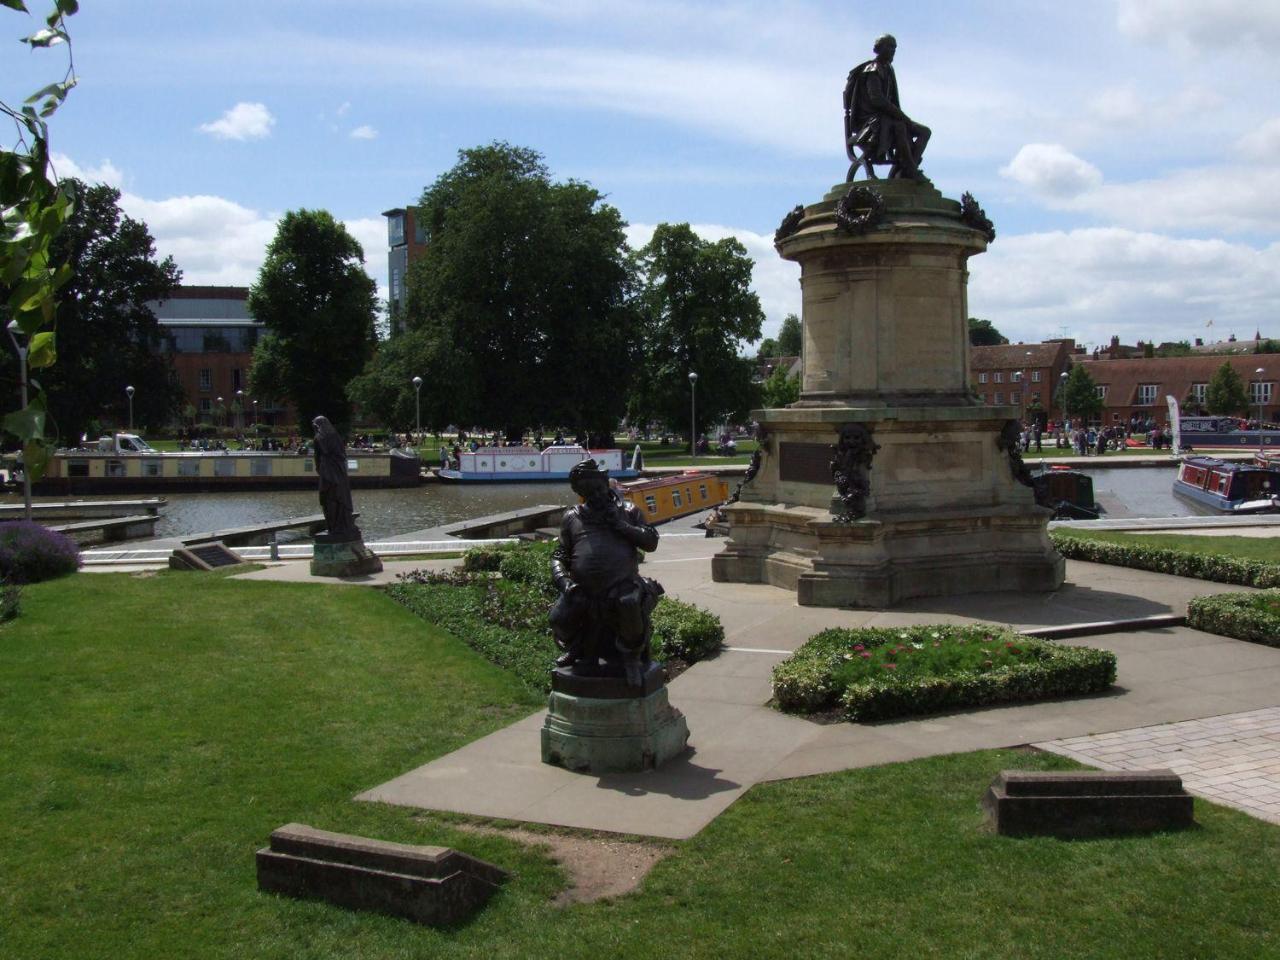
[3,181,183,442]
[756,337,780,358]
[760,361,800,408]
[372,143,637,440]
[776,313,802,356]
[629,223,764,436]
[968,317,1009,346]
[249,209,378,435]
[1156,340,1192,357]
[1061,364,1102,422]
[1205,361,1249,416]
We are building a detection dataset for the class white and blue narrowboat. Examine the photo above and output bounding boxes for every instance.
[1172,456,1280,513]
[436,444,642,483]
[1178,416,1280,449]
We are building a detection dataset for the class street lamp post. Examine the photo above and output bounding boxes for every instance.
[688,371,698,460]
[216,396,224,428]
[1059,371,1069,437]
[1256,367,1266,453]
[412,375,423,441]
[252,399,258,429]
[125,385,135,432]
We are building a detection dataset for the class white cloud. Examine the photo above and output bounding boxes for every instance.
[1000,144,1103,198]
[198,102,276,141]
[51,153,124,189]
[1117,0,1280,52]
[349,124,378,140]
[335,100,351,117]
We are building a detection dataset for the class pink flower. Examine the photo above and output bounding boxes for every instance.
[860,652,872,660]
[853,644,865,652]
[883,663,897,670]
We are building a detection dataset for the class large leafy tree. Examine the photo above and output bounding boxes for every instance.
[249,209,377,435]
[1205,361,1249,416]
[776,313,802,356]
[1061,364,1102,421]
[968,317,1009,346]
[759,361,800,408]
[629,223,764,436]
[2,180,183,442]
[368,143,637,439]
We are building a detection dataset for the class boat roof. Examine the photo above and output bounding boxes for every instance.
[1183,456,1279,473]
[621,472,718,491]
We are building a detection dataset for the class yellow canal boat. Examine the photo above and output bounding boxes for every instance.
[620,471,731,525]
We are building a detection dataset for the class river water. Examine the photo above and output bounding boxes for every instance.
[3,465,1208,541]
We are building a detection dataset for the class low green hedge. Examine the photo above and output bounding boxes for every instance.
[1186,591,1280,646]
[772,624,1116,723]
[1050,532,1280,588]
[390,542,723,691]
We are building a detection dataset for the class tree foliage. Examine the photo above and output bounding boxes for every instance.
[1061,364,1102,421]
[363,143,637,439]
[1,0,79,477]
[759,361,800,408]
[968,317,1009,346]
[628,223,764,436]
[11,181,183,441]
[249,209,377,435]
[777,313,802,356]
[1205,362,1249,416]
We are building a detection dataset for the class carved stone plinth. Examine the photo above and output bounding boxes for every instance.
[310,533,383,578]
[541,665,689,774]
[715,180,1063,607]
[982,770,1194,837]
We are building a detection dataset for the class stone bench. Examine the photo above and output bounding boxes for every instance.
[256,823,507,925]
[983,769,1194,837]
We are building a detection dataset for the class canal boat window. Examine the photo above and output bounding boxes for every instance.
[644,495,658,514]
[347,459,359,471]
[251,457,272,476]
[67,459,89,478]
[699,484,708,499]
[143,460,163,477]
[1216,475,1229,493]
[672,490,683,508]
[178,459,201,477]
[107,459,127,478]
[214,458,237,477]
[686,488,693,504]
[304,459,313,472]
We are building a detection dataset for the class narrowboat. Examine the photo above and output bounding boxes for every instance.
[436,445,641,483]
[1172,456,1280,513]
[1177,416,1280,449]
[32,434,422,494]
[619,471,731,525]
[1033,467,1100,520]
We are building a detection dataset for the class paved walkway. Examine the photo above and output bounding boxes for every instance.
[335,534,1280,839]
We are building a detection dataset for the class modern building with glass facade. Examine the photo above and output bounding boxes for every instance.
[382,206,428,334]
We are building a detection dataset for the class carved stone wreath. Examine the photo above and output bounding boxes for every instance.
[830,423,880,521]
[834,185,885,236]
[960,191,996,243]
[774,204,805,245]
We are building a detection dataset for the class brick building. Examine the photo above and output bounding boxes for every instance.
[1078,354,1279,426]
[969,340,1075,418]
[148,285,290,428]
[382,206,429,334]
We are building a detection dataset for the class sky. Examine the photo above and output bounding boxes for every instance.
[8,0,1280,352]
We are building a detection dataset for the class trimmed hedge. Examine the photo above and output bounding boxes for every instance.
[1186,591,1280,646]
[772,624,1116,723]
[1050,532,1280,588]
[0,521,81,584]
[390,542,723,691]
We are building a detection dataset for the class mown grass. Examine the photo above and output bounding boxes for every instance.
[1056,528,1280,564]
[2,572,1277,959]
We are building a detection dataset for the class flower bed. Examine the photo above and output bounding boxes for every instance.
[1050,532,1280,588]
[1186,591,1280,646]
[772,624,1116,723]
[388,542,723,691]
[0,521,80,584]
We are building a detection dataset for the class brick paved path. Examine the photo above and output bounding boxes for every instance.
[1038,707,1280,825]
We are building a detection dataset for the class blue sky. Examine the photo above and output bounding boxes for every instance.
[9,0,1280,350]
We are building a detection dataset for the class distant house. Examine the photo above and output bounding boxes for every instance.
[753,355,800,383]
[968,340,1074,416]
[1078,354,1279,426]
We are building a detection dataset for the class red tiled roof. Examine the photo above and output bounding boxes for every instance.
[970,342,1066,369]
[1079,355,1280,406]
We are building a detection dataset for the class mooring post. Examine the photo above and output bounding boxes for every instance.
[269,531,280,562]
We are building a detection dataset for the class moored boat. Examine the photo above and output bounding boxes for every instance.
[619,471,731,525]
[1177,415,1280,449]
[1173,456,1280,513]
[1033,467,1100,520]
[436,444,641,483]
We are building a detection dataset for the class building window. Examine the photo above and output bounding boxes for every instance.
[390,265,401,302]
[387,213,405,247]
[1251,381,1274,404]
[199,368,212,391]
[1137,384,1157,405]
[232,368,242,391]
[993,372,1003,383]
[1012,370,1023,383]
[1190,383,1207,403]
[1096,385,1109,400]
[199,398,212,413]
[1031,370,1041,383]
[1011,391,1021,404]
[978,373,988,384]
[994,391,1004,405]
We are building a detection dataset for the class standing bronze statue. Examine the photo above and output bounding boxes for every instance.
[844,34,930,181]
[550,460,664,687]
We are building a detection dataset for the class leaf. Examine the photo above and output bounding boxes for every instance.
[3,397,46,442]
[56,0,78,14]
[27,330,55,369]
[22,439,50,481]
[1,0,29,12]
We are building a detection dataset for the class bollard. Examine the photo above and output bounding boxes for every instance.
[269,532,280,562]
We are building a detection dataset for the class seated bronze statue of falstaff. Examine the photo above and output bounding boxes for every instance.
[550,460,664,687]
[844,33,930,181]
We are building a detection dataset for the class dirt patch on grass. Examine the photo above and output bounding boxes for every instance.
[456,823,673,906]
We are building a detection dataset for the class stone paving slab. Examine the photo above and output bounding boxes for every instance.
[1037,708,1280,824]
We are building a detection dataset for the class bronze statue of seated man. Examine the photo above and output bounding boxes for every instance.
[550,460,664,687]
[844,33,931,181]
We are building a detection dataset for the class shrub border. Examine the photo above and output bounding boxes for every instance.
[1186,591,1280,647]
[1050,532,1280,588]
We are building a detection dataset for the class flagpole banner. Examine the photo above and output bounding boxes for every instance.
[1166,395,1182,457]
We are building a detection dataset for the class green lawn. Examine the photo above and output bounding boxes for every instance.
[1056,528,1280,564]
[2,572,1277,959]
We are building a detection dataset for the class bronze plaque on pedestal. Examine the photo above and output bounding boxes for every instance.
[779,442,832,485]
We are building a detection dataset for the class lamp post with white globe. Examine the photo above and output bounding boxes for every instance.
[412,375,423,441]
[688,371,698,460]
[125,385,135,432]
[1256,367,1267,454]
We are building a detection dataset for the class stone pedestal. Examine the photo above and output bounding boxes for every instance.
[713,179,1063,607]
[541,664,690,774]
[311,532,383,578]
